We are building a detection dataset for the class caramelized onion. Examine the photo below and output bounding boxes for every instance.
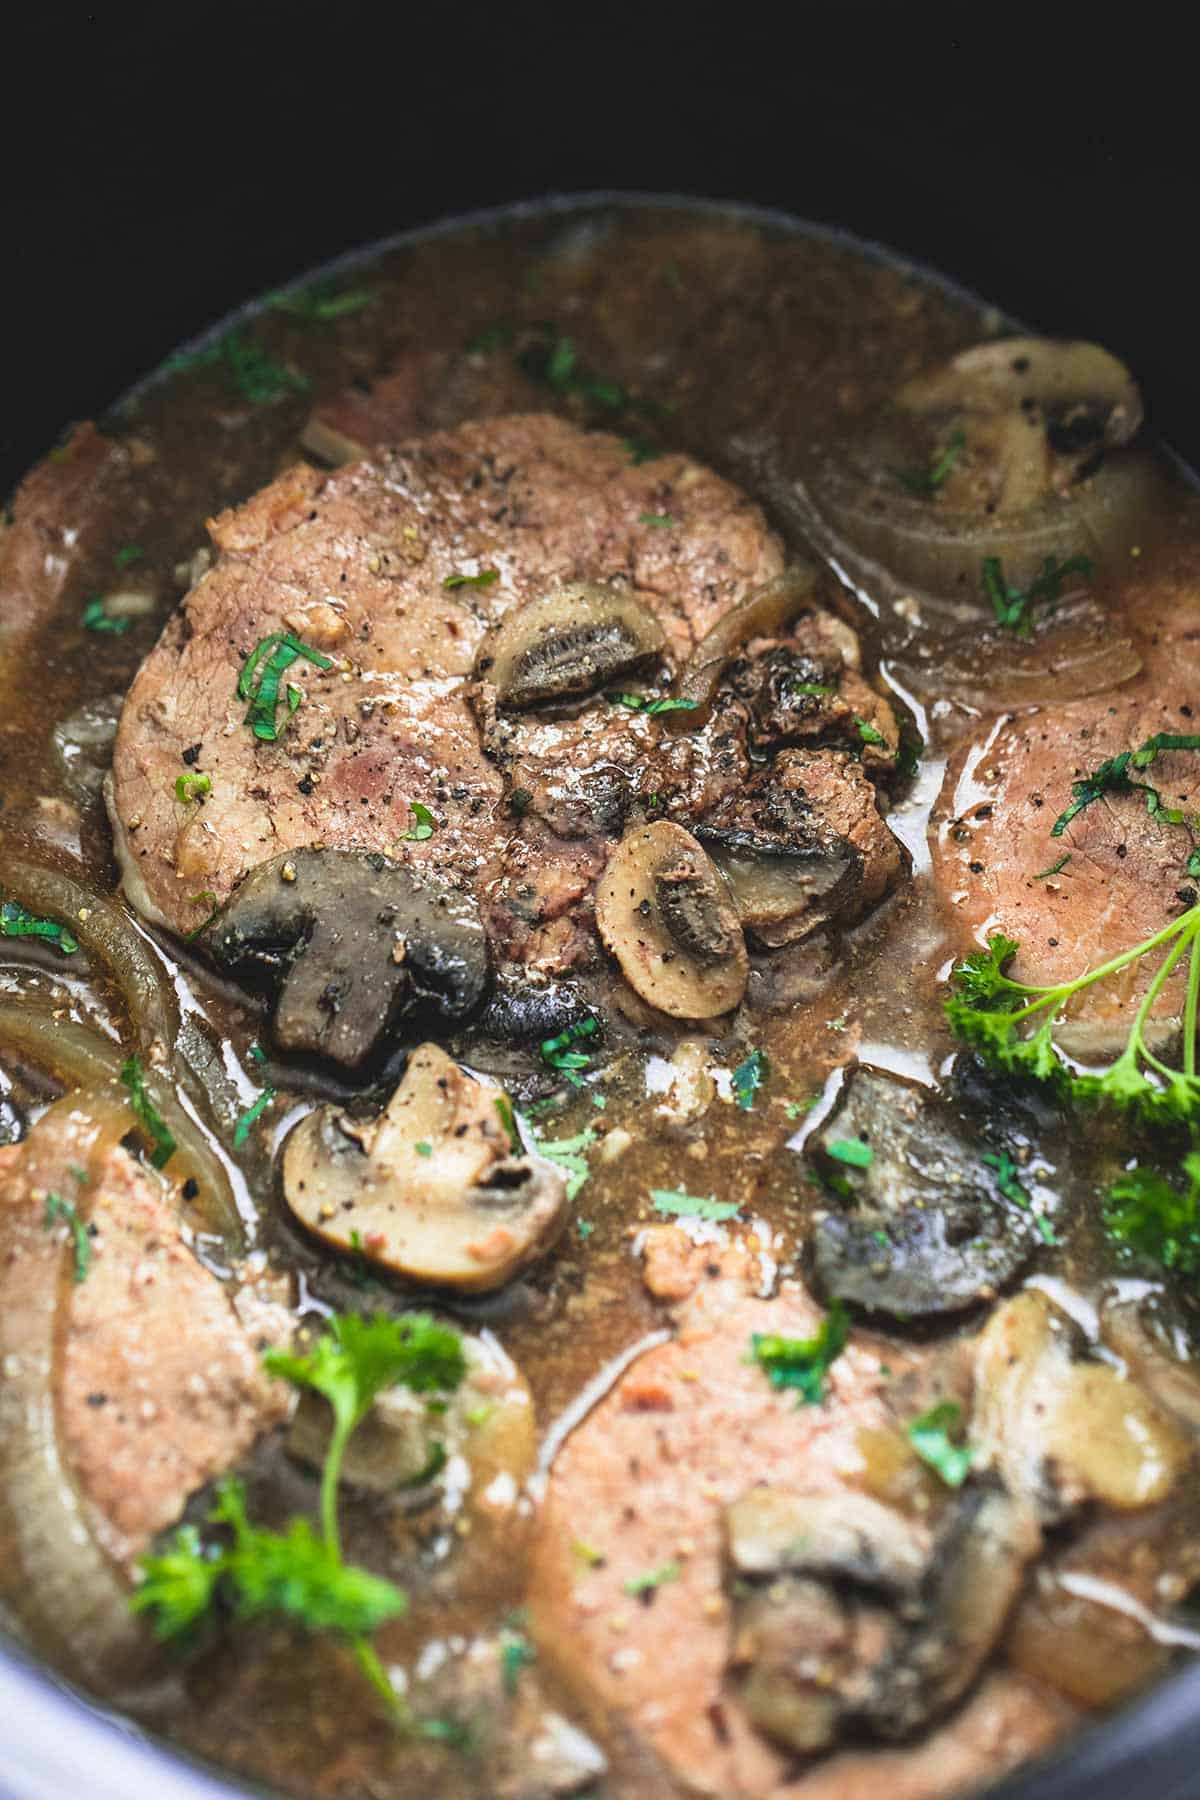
[794,452,1163,619]
[0,1003,241,1240]
[0,1094,151,1688]
[3,858,177,1053]
[671,564,821,727]
[894,596,1142,707]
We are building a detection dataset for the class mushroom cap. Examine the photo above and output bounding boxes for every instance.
[210,848,490,1068]
[476,582,667,709]
[282,1043,567,1292]
[595,820,749,1019]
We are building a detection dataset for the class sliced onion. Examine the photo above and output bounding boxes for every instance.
[671,564,821,726]
[0,1094,151,1688]
[0,1003,241,1240]
[894,596,1142,708]
[3,858,177,1053]
[794,451,1165,619]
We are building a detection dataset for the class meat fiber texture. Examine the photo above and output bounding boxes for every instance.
[109,414,783,959]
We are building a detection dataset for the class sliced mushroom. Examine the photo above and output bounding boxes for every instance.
[594,820,748,1018]
[896,337,1143,457]
[282,1043,567,1291]
[730,1575,871,1754]
[476,583,666,708]
[670,565,821,728]
[808,1068,1039,1320]
[209,848,490,1068]
[726,1488,929,1596]
[1100,1294,1200,1434]
[862,1487,1041,1741]
[973,1291,1189,1522]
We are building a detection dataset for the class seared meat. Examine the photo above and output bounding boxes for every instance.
[109,414,782,947]
[0,1108,290,1565]
[528,1233,972,1797]
[932,683,1200,1042]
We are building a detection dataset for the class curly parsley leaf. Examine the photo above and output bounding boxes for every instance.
[1103,1153,1200,1273]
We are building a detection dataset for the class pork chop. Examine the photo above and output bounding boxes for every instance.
[0,1103,290,1565]
[108,414,783,944]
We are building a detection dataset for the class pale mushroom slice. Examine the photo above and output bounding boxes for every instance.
[595,819,749,1018]
[896,337,1144,457]
[475,582,667,708]
[282,1043,567,1291]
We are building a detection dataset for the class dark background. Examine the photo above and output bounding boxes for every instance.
[2,2,1195,491]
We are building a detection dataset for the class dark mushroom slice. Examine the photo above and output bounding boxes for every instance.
[209,848,490,1068]
[594,820,748,1018]
[808,1067,1039,1320]
[282,1043,568,1292]
[862,1486,1041,1741]
[476,583,666,709]
[694,748,899,948]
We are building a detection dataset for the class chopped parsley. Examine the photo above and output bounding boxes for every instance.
[1033,854,1072,881]
[732,1047,770,1111]
[1,898,78,954]
[232,1087,276,1149]
[237,632,333,741]
[540,1014,600,1087]
[443,568,500,590]
[1050,730,1200,838]
[639,512,676,529]
[184,892,220,942]
[44,1192,92,1283]
[900,425,966,495]
[494,1093,521,1153]
[134,1312,464,1731]
[611,692,697,717]
[161,328,310,405]
[113,543,145,569]
[1103,1154,1200,1272]
[530,1126,595,1201]
[945,911,1200,1132]
[827,1137,873,1168]
[268,283,373,321]
[908,1400,974,1487]
[981,552,1094,636]
[650,1188,740,1223]
[174,772,211,803]
[119,1054,176,1169]
[622,1561,681,1599]
[415,1141,433,1158]
[500,1629,537,1695]
[403,801,436,841]
[855,717,888,748]
[81,596,132,635]
[750,1301,849,1407]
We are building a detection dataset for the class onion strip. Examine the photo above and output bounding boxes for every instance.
[671,564,821,728]
[0,1094,150,1688]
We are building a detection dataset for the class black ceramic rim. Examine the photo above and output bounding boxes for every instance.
[4,190,1198,1800]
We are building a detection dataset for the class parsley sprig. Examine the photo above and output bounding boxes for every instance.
[133,1313,466,1731]
[945,908,1200,1131]
[1103,1154,1200,1272]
